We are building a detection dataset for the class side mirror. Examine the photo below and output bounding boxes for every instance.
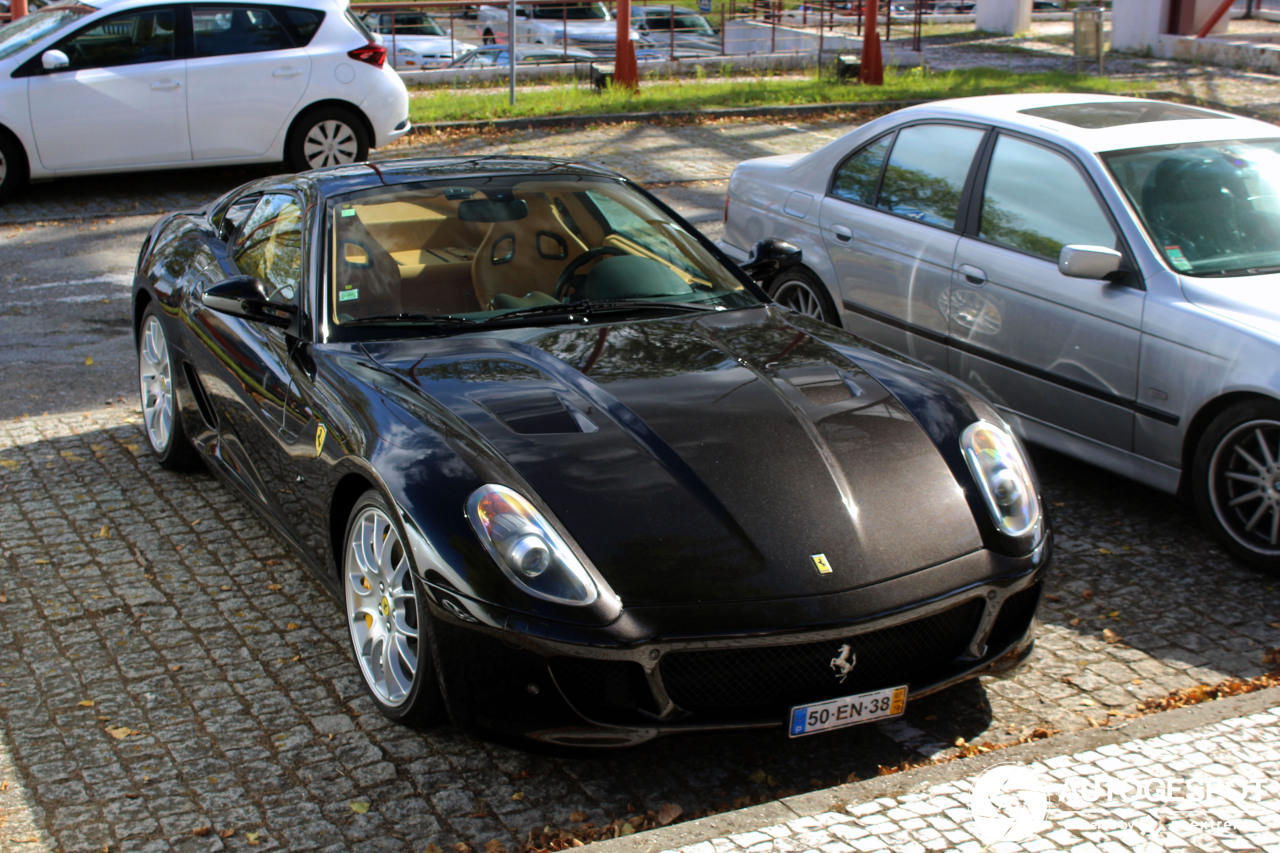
[42,49,70,71]
[741,238,801,282]
[1058,245,1124,281]
[203,276,297,329]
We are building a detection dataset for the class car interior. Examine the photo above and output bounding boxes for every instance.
[329,181,732,323]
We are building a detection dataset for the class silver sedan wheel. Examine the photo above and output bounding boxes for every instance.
[302,119,359,169]
[1207,417,1280,556]
[138,314,176,454]
[345,505,420,708]
[774,279,825,318]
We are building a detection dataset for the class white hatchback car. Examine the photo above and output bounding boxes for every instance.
[0,0,410,200]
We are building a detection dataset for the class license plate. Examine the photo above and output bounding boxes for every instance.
[788,684,907,737]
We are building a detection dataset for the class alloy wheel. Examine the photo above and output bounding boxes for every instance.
[345,505,420,708]
[138,315,175,454]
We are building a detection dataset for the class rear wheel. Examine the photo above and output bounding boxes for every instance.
[137,307,200,470]
[343,490,446,725]
[0,132,29,203]
[285,108,369,172]
[1193,399,1280,574]
[767,268,838,325]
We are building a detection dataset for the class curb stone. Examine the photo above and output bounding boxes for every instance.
[586,684,1280,852]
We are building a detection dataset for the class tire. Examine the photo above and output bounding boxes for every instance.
[767,268,838,326]
[0,132,29,204]
[343,490,446,725]
[1192,399,1280,573]
[285,107,369,173]
[137,307,200,471]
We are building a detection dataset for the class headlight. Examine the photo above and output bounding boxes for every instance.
[466,485,598,605]
[961,421,1040,538]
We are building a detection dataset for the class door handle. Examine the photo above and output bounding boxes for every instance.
[830,224,853,243]
[957,264,987,284]
[150,79,181,90]
[272,67,302,78]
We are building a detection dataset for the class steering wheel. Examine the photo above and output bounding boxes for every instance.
[553,246,628,299]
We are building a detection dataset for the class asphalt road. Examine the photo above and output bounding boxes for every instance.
[0,122,1278,853]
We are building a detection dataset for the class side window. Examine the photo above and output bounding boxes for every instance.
[831,134,891,205]
[232,194,304,303]
[979,134,1117,260]
[193,6,294,57]
[54,8,176,70]
[875,124,985,228]
[283,8,324,44]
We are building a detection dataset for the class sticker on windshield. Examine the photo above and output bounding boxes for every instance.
[338,289,360,302]
[1165,246,1193,272]
[341,207,356,217]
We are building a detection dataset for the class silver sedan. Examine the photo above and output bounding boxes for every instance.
[722,93,1280,572]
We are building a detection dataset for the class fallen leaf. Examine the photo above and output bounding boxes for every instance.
[1081,698,1095,706]
[350,802,370,814]
[93,525,111,539]
[219,829,234,839]
[192,826,211,837]
[1044,594,1060,602]
[105,725,138,739]
[425,845,443,853]
[619,823,635,837]
[657,803,682,826]
[286,623,299,630]
[1103,628,1121,644]
[169,665,182,672]
[85,356,94,366]
[1081,590,1093,599]
[569,811,588,823]
[78,700,94,707]
[483,841,506,853]
[510,792,524,801]
[1069,617,1081,627]
[246,832,260,846]
[746,769,766,784]
[267,583,283,591]
[1097,548,1111,555]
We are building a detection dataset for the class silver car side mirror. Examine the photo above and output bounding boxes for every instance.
[41,49,70,71]
[1058,245,1124,280]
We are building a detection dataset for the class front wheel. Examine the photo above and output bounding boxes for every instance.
[137,307,200,470]
[285,108,369,172]
[343,490,446,724]
[767,268,838,326]
[1193,400,1280,573]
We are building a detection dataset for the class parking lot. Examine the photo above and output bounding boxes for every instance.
[2,106,1280,852]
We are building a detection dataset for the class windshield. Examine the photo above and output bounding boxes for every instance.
[0,3,93,61]
[530,3,610,20]
[376,13,444,36]
[1106,139,1280,276]
[327,175,755,329]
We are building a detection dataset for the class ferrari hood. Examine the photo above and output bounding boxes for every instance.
[364,307,981,607]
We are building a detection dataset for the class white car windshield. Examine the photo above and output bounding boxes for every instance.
[1107,139,1280,276]
[0,3,93,61]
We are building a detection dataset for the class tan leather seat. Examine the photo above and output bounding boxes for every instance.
[471,194,587,308]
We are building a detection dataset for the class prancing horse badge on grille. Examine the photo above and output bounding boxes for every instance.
[829,643,856,683]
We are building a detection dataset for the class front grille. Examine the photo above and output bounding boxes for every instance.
[659,598,985,717]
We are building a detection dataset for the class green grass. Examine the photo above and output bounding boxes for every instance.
[408,66,1148,124]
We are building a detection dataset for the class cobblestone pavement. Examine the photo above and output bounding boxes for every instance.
[3,24,1280,853]
[593,690,1280,853]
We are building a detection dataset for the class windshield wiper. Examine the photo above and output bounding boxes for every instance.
[341,313,478,328]
[481,298,722,324]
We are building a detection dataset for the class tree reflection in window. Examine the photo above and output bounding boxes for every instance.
[875,125,983,228]
[979,135,1116,261]
[232,194,304,303]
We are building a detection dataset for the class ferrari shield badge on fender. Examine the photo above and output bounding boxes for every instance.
[315,424,327,458]
[811,553,832,574]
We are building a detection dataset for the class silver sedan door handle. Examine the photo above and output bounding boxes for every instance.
[958,264,987,284]
[150,79,181,91]
[831,224,853,243]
